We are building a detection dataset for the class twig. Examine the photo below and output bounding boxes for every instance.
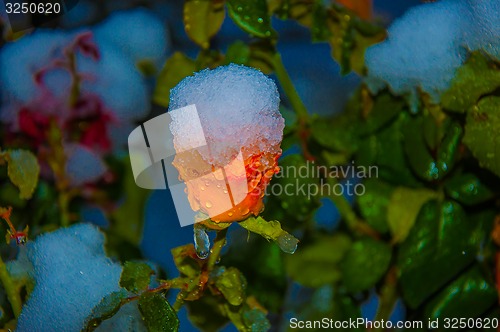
[207,228,228,271]
[373,267,398,332]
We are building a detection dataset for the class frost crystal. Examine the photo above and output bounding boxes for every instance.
[15,223,122,332]
[365,0,500,101]
[169,64,284,167]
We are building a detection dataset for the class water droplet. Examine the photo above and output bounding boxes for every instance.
[257,17,263,23]
[277,233,299,254]
[205,201,213,208]
[189,168,199,177]
[241,208,250,215]
[228,212,234,217]
[200,186,205,191]
[194,227,210,259]
[223,189,228,194]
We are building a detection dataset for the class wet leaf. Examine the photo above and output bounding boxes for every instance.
[171,244,203,277]
[463,96,500,177]
[223,304,270,332]
[227,0,276,38]
[424,266,497,321]
[311,116,360,154]
[212,266,247,306]
[85,290,129,331]
[398,200,476,308]
[360,93,405,135]
[242,308,271,332]
[357,179,393,233]
[403,116,444,181]
[222,240,286,313]
[154,52,196,108]
[120,261,154,293]
[225,40,251,65]
[340,237,391,293]
[441,53,500,112]
[184,0,225,49]
[436,120,462,174]
[356,112,420,187]
[138,293,179,332]
[444,173,494,206]
[272,154,320,218]
[239,216,299,254]
[285,234,351,287]
[387,187,438,243]
[186,295,229,332]
[2,150,40,200]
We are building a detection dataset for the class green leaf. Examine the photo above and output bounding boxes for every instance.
[441,52,500,112]
[186,295,229,332]
[328,9,386,75]
[436,120,462,174]
[387,187,439,243]
[212,266,247,306]
[239,216,299,254]
[310,115,360,154]
[340,237,391,293]
[138,293,179,332]
[444,173,494,206]
[464,96,500,177]
[311,3,331,42]
[184,0,225,49]
[403,116,444,181]
[227,0,275,38]
[272,154,320,218]
[171,244,203,278]
[153,52,196,108]
[242,308,271,332]
[111,160,151,245]
[360,93,405,135]
[357,179,393,233]
[424,266,497,321]
[288,287,363,332]
[221,240,286,312]
[398,200,477,308]
[356,112,420,187]
[285,234,352,287]
[120,261,154,293]
[330,292,363,331]
[223,304,271,332]
[225,41,251,65]
[2,150,40,200]
[85,290,129,331]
